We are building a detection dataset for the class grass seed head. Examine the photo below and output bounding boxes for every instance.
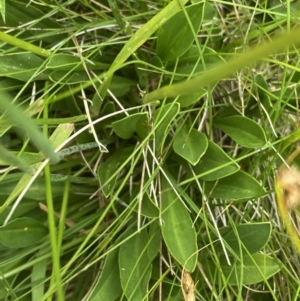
[181,269,195,301]
[278,165,300,210]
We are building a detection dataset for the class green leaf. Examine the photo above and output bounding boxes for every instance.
[109,76,137,97]
[0,178,93,200]
[204,170,266,200]
[140,194,159,218]
[0,201,37,224]
[52,71,130,86]
[222,253,281,285]
[50,70,91,84]
[161,174,197,271]
[131,190,159,218]
[202,253,281,285]
[88,248,122,301]
[213,115,266,148]
[46,53,109,70]
[0,217,48,248]
[2,2,59,30]
[193,141,240,181]
[244,74,273,118]
[148,222,160,261]
[0,53,49,82]
[154,103,180,152]
[205,222,271,255]
[170,46,224,79]
[47,54,85,69]
[0,78,23,92]
[165,290,183,301]
[157,3,204,61]
[0,250,26,299]
[173,127,208,165]
[31,246,48,301]
[119,229,152,301]
[255,74,269,95]
[112,112,149,140]
[98,147,135,197]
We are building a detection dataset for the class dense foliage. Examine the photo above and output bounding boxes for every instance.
[0,1,300,300]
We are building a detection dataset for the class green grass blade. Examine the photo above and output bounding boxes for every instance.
[0,30,51,57]
[0,92,60,164]
[143,26,300,102]
[0,143,35,175]
[91,0,189,114]
[0,123,74,219]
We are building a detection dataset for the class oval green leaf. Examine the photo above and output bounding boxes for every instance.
[0,53,49,82]
[47,54,87,70]
[202,253,281,285]
[112,112,149,140]
[50,70,90,84]
[109,76,137,97]
[161,174,197,271]
[131,189,159,218]
[223,253,281,285]
[47,53,108,70]
[98,147,134,197]
[154,103,180,152]
[214,115,266,148]
[148,222,160,261]
[0,217,48,248]
[173,127,208,165]
[88,248,122,301]
[119,229,152,301]
[193,141,240,181]
[204,170,266,200]
[204,222,271,255]
[0,201,36,224]
[157,3,203,61]
[171,46,224,80]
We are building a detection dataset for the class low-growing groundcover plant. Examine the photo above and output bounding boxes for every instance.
[0,0,300,300]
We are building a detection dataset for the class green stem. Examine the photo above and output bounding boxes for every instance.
[0,30,51,57]
[43,89,64,301]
